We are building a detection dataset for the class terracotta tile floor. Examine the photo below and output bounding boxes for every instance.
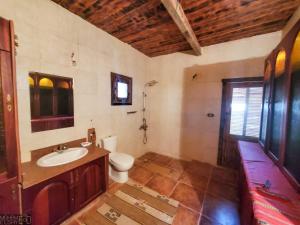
[146,174,177,196]
[62,152,240,225]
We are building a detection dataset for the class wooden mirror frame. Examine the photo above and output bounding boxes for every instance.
[260,20,300,191]
[29,72,74,132]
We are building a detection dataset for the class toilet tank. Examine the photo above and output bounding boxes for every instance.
[101,135,117,152]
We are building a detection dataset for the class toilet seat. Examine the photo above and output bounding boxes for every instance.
[110,153,134,171]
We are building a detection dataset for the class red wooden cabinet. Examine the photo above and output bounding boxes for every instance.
[0,177,19,213]
[0,17,21,214]
[22,157,108,225]
[239,166,254,225]
[74,158,106,210]
[22,172,73,225]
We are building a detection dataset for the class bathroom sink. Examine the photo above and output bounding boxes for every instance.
[37,147,88,167]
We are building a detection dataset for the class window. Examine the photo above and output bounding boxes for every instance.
[230,86,263,138]
[111,72,132,105]
[117,82,128,98]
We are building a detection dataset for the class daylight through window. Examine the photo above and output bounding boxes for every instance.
[230,87,263,138]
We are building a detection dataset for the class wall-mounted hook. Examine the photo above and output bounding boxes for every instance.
[71,52,77,66]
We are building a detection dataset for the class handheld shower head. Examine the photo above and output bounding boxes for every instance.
[145,80,158,87]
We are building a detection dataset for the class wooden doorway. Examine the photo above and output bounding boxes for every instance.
[218,77,263,169]
[0,17,21,214]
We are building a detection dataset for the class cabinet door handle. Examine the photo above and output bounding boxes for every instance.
[6,94,13,112]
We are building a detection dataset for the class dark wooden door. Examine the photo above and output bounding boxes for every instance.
[218,78,263,169]
[0,17,21,214]
[74,159,105,210]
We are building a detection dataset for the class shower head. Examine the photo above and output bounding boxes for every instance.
[145,80,158,87]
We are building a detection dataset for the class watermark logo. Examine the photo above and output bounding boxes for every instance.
[0,215,31,225]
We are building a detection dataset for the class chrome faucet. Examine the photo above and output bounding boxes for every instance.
[54,144,68,153]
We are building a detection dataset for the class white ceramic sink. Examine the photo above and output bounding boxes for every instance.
[37,147,88,167]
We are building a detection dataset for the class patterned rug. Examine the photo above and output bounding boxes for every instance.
[81,180,179,225]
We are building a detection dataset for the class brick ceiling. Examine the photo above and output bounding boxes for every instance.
[52,0,300,57]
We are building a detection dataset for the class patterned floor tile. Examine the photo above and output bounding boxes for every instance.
[185,160,213,178]
[146,174,177,196]
[129,165,154,185]
[172,206,200,225]
[211,167,239,187]
[170,183,204,212]
[179,171,209,191]
[199,215,222,225]
[202,194,240,225]
[63,152,240,225]
[207,180,239,202]
[167,159,189,172]
[137,152,159,162]
[152,154,173,166]
[107,182,124,195]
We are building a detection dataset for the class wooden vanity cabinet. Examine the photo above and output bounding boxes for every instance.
[74,158,106,211]
[22,157,108,225]
[22,172,73,225]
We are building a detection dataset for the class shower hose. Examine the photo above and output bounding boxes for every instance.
[143,130,148,144]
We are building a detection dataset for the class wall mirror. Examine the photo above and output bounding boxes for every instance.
[111,72,132,105]
[269,50,286,159]
[29,72,74,132]
[259,61,272,145]
[285,31,300,183]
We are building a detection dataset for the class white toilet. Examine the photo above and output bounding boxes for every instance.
[101,135,134,183]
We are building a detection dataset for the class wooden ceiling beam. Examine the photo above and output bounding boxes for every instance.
[161,0,202,56]
[53,0,299,57]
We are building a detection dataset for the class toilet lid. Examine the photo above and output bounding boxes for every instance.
[110,153,134,166]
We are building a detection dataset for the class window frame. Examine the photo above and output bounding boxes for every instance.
[229,85,263,139]
[111,72,132,106]
[228,80,263,142]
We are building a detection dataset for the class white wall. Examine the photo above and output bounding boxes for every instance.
[0,0,149,162]
[145,32,282,165]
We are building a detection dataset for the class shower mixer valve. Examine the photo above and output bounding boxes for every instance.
[139,123,148,131]
[139,119,148,131]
